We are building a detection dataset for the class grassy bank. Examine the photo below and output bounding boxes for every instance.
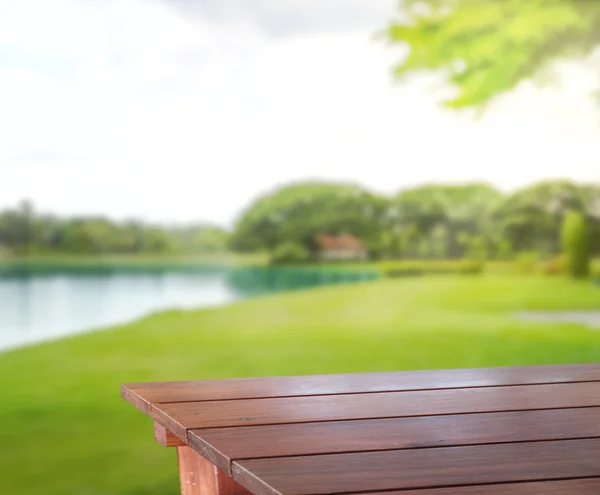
[1,275,600,494]
[0,252,269,267]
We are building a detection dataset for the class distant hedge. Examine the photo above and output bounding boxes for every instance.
[270,242,311,265]
[381,260,484,278]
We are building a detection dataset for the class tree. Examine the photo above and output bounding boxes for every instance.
[142,228,178,254]
[271,241,311,264]
[493,180,587,255]
[386,1,600,110]
[463,235,487,262]
[61,219,114,254]
[430,224,448,258]
[391,183,501,258]
[1,180,599,261]
[561,209,590,278]
[0,201,232,257]
[496,239,513,260]
[0,200,39,255]
[230,182,389,257]
[190,226,229,253]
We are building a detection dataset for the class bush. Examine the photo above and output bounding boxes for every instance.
[514,251,539,274]
[270,242,311,265]
[496,239,513,260]
[542,254,567,276]
[464,235,488,262]
[591,259,600,278]
[561,210,590,278]
[381,259,483,278]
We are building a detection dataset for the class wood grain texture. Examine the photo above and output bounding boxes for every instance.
[177,446,250,495]
[155,422,186,447]
[232,438,600,495]
[189,407,600,474]
[358,478,600,495]
[153,381,600,440]
[121,363,600,413]
[123,365,600,494]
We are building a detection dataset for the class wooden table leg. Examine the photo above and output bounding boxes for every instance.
[177,446,250,495]
[154,423,250,495]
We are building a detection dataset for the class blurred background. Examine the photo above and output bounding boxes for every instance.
[1,1,600,494]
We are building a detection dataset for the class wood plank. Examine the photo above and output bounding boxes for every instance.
[189,407,600,474]
[353,478,600,495]
[232,438,600,495]
[153,381,600,440]
[177,446,251,495]
[155,422,186,447]
[121,363,600,413]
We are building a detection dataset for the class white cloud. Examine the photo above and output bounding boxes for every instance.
[160,0,397,37]
[0,0,599,227]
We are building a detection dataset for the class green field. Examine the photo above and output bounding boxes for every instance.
[0,252,270,266]
[0,254,387,274]
[1,274,600,495]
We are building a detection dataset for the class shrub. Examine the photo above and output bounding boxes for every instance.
[270,242,311,265]
[464,236,488,262]
[591,259,600,278]
[542,254,567,276]
[514,251,539,274]
[561,210,590,278]
[496,239,513,260]
[381,259,483,278]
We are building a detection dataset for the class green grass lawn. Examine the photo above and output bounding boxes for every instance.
[1,274,600,495]
[0,252,269,267]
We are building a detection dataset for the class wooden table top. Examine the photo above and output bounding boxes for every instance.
[122,363,600,494]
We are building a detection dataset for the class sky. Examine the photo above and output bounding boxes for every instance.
[0,0,599,227]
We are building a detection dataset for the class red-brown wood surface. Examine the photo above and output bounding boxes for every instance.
[120,363,600,413]
[177,446,250,495]
[153,381,600,440]
[155,422,186,447]
[233,438,600,495]
[189,407,600,474]
[357,479,600,495]
[120,364,600,495]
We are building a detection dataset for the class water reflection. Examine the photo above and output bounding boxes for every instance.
[0,265,378,351]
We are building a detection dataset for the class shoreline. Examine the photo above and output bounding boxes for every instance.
[0,252,268,266]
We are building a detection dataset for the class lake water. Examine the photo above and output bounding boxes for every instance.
[0,265,378,352]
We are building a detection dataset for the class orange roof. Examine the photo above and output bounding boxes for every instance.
[316,234,365,250]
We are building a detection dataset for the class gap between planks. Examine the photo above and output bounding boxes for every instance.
[311,477,600,495]
[140,378,600,407]
[230,438,600,495]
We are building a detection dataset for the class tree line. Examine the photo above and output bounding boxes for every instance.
[0,200,229,256]
[230,179,600,264]
[2,179,598,263]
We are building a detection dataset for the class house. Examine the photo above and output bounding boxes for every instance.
[315,233,368,261]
